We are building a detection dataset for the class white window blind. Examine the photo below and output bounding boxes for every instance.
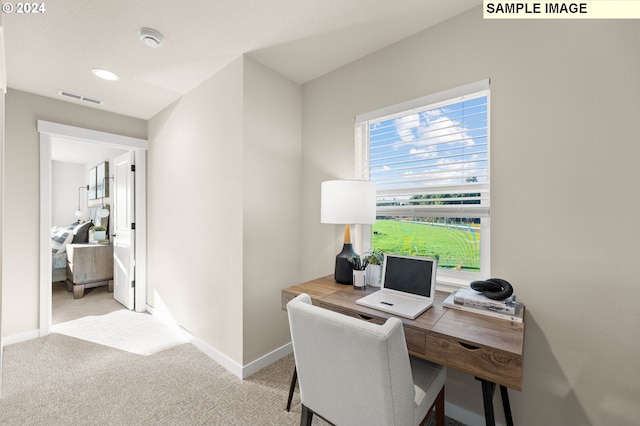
[355,80,490,280]
[356,81,490,219]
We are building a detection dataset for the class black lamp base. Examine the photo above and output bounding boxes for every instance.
[334,243,357,285]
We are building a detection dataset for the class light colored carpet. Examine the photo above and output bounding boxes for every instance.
[0,334,303,425]
[0,282,465,425]
[51,281,123,324]
[52,310,189,356]
[0,335,462,426]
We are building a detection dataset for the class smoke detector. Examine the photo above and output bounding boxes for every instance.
[138,28,164,48]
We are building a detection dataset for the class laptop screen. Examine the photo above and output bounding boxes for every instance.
[382,255,437,298]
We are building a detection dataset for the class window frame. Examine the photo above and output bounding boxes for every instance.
[355,80,491,288]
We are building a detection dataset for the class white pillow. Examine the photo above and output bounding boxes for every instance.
[51,227,73,254]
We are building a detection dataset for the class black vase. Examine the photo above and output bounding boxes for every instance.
[334,243,357,284]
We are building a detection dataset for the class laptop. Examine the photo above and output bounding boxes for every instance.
[356,254,437,319]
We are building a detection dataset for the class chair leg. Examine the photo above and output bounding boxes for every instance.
[286,367,298,412]
[419,386,445,426]
[435,387,445,426]
[300,404,313,426]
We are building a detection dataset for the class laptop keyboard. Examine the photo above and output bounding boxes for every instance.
[379,292,422,306]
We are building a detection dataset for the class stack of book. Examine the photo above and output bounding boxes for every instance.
[443,287,524,322]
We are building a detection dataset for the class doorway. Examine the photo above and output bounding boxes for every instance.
[38,121,148,336]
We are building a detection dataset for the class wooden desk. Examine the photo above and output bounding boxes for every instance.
[282,275,525,426]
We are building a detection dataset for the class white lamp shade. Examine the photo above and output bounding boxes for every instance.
[321,180,376,225]
[97,207,110,218]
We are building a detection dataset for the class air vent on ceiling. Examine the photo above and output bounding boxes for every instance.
[57,90,104,105]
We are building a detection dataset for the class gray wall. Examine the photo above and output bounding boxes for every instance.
[299,9,640,425]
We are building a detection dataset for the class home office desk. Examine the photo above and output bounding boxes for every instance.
[281,275,525,426]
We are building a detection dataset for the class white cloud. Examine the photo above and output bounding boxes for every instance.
[391,111,475,152]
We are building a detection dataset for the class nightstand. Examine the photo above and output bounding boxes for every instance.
[65,243,114,299]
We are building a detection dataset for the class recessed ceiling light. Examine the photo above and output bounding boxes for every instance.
[91,68,120,81]
[138,27,164,48]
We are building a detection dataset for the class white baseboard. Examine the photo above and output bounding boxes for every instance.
[162,324,292,380]
[146,303,293,380]
[179,331,292,379]
[241,342,293,379]
[188,335,245,378]
[186,336,292,379]
[145,304,244,376]
[2,329,40,347]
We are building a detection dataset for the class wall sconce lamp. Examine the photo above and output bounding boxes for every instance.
[97,176,114,218]
[321,180,377,284]
[75,185,89,219]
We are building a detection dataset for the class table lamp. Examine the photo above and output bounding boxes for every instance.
[321,180,376,284]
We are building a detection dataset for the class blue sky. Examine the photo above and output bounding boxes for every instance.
[369,95,488,194]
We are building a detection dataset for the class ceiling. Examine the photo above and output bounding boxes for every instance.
[4,0,480,122]
[50,137,128,166]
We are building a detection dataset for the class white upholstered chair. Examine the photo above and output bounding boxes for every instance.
[287,293,447,426]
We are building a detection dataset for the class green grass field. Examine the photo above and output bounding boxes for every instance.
[372,219,480,272]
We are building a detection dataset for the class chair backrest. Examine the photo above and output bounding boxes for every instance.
[287,293,416,426]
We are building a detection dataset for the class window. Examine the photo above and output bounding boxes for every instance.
[356,80,490,285]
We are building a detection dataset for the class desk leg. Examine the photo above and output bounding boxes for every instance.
[476,378,515,426]
[478,378,496,426]
[500,385,514,426]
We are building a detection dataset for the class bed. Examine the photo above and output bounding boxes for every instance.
[51,221,93,282]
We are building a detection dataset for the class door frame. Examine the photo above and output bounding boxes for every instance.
[38,120,148,336]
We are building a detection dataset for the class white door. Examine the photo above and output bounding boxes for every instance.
[113,151,135,310]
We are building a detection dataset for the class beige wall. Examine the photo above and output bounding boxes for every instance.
[300,9,640,426]
[147,57,246,362]
[147,56,301,366]
[2,89,146,337]
[242,57,301,364]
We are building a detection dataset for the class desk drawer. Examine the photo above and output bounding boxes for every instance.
[319,302,386,325]
[426,332,522,391]
[318,302,427,356]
